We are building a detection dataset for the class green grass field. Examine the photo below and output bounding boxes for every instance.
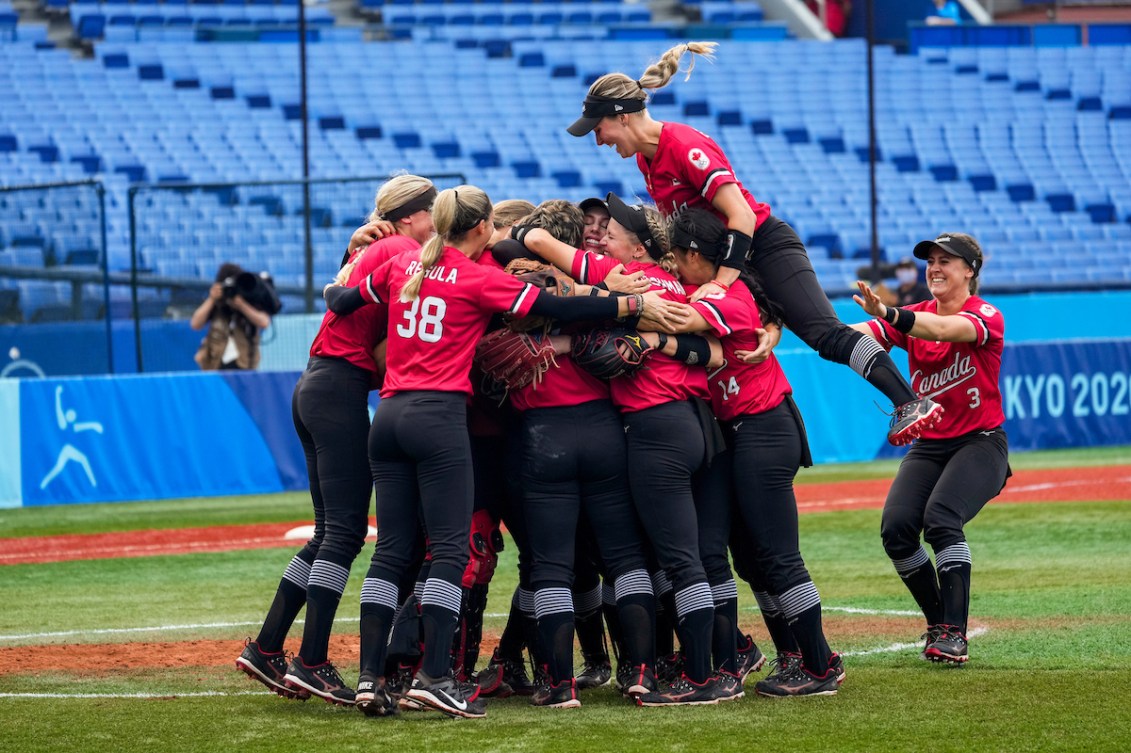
[1,446,1129,753]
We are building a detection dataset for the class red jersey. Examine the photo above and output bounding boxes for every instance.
[511,354,609,411]
[309,235,419,380]
[688,281,792,422]
[868,295,1005,439]
[570,249,709,412]
[359,246,539,398]
[638,122,772,229]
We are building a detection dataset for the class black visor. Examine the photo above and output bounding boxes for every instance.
[567,95,647,137]
[606,192,660,259]
[913,234,982,276]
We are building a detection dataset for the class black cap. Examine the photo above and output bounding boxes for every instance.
[913,234,982,276]
[567,95,647,137]
[605,193,658,258]
[578,197,608,215]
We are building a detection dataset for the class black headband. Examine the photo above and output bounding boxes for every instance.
[383,187,437,223]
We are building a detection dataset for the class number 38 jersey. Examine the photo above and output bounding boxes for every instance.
[361,246,538,398]
[688,280,792,422]
[867,295,1005,439]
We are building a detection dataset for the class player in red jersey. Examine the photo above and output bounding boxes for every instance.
[514,194,733,706]
[566,42,943,446]
[322,186,680,718]
[236,175,437,706]
[657,207,843,697]
[851,232,1010,666]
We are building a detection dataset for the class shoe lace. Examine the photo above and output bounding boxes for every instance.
[768,652,801,675]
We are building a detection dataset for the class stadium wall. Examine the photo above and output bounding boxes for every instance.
[2,291,1130,507]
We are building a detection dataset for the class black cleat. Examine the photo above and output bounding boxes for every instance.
[888,397,944,446]
[576,659,612,690]
[476,649,534,697]
[736,634,766,682]
[828,652,846,684]
[925,626,968,665]
[406,671,487,719]
[355,673,399,717]
[235,639,309,700]
[615,663,657,698]
[530,677,582,709]
[637,674,722,707]
[283,657,355,706]
[920,625,946,660]
[712,669,745,702]
[755,661,838,698]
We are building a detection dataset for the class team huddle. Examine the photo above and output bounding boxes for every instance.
[233,42,1011,720]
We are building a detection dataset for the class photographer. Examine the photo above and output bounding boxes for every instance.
[191,262,274,371]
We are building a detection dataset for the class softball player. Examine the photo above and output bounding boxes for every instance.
[516,195,726,706]
[566,42,943,446]
[322,186,674,718]
[236,175,437,706]
[663,207,844,696]
[852,233,1009,665]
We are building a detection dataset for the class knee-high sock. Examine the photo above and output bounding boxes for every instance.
[934,542,972,634]
[711,580,739,673]
[359,578,399,676]
[574,584,609,664]
[420,578,463,678]
[779,581,831,675]
[601,582,623,663]
[674,583,715,683]
[298,560,351,665]
[891,546,943,627]
[496,587,526,661]
[534,588,575,683]
[613,569,655,668]
[847,333,917,406]
[653,571,675,658]
[754,590,799,655]
[255,554,312,652]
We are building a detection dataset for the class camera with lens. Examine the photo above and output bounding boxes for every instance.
[222,271,282,315]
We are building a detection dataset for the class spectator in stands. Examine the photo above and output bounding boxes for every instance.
[190,262,271,370]
[926,0,961,26]
[873,257,932,308]
[805,0,851,37]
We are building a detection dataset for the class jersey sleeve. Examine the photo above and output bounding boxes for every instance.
[689,290,754,338]
[958,298,1004,348]
[571,249,617,285]
[480,266,540,317]
[673,132,739,205]
[866,318,904,352]
[359,256,394,305]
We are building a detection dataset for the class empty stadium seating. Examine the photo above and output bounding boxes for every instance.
[2,4,1131,326]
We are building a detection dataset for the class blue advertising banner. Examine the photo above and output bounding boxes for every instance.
[1000,340,1131,451]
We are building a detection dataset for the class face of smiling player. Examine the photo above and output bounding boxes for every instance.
[601,219,645,265]
[582,207,610,251]
[925,248,974,302]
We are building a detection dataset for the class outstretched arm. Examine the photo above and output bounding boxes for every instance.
[853,281,977,343]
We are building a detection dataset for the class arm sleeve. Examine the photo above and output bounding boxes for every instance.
[324,284,367,315]
[527,290,620,323]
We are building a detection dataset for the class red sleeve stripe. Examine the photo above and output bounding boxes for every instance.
[960,311,990,346]
[699,301,732,336]
[698,168,732,199]
[509,283,537,314]
[362,274,382,304]
[868,319,891,346]
[578,254,591,284]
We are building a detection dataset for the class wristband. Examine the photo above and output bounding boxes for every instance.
[672,334,711,366]
[656,332,669,352]
[623,293,642,317]
[510,224,532,246]
[883,306,916,334]
[720,229,753,269]
[595,281,609,291]
[709,278,730,292]
[588,286,602,297]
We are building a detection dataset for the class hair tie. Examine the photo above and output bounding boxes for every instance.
[636,79,645,90]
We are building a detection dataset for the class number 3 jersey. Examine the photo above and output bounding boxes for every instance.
[361,246,538,398]
[688,280,792,421]
[867,295,1005,439]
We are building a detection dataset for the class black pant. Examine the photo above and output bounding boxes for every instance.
[881,428,1011,557]
[623,400,709,593]
[748,215,859,362]
[721,401,814,594]
[291,356,373,567]
[521,400,649,589]
[367,392,473,588]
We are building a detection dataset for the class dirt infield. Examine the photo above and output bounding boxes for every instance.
[3,465,1127,567]
[1,464,1126,678]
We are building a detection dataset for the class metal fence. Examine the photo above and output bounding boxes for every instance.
[0,173,465,377]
